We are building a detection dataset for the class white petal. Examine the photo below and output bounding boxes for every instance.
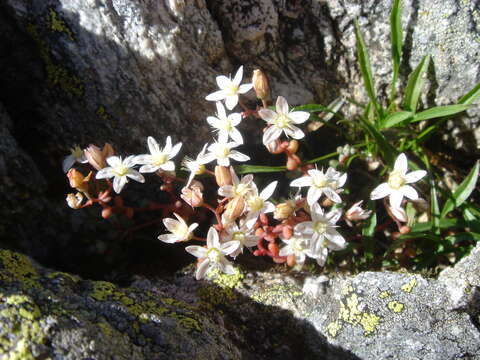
[370,182,391,200]
[228,113,242,126]
[401,185,419,200]
[327,209,342,225]
[188,223,199,233]
[230,128,244,144]
[290,175,313,187]
[195,259,211,280]
[158,234,180,244]
[163,136,173,154]
[169,142,182,159]
[394,153,408,175]
[289,111,310,124]
[220,261,236,275]
[216,75,231,89]
[276,96,289,114]
[206,90,227,101]
[391,206,407,222]
[307,186,323,206]
[405,170,427,184]
[233,66,243,85]
[238,83,253,94]
[284,125,305,139]
[139,164,160,173]
[124,155,138,167]
[216,101,226,119]
[207,116,222,129]
[134,154,152,165]
[260,181,278,200]
[337,173,348,187]
[225,95,239,110]
[325,230,346,250]
[207,227,220,249]
[185,245,207,259]
[262,126,282,145]
[323,187,342,203]
[126,170,145,183]
[147,136,160,155]
[279,245,293,257]
[113,176,128,194]
[310,202,324,221]
[258,109,277,123]
[229,150,250,162]
[316,248,329,267]
[263,202,275,213]
[62,155,75,173]
[96,167,115,179]
[296,253,306,265]
[163,217,180,233]
[218,185,234,198]
[221,240,240,255]
[159,161,175,172]
[199,152,216,165]
[106,156,122,167]
[295,221,314,234]
[389,190,404,209]
[218,157,230,166]
[240,174,254,185]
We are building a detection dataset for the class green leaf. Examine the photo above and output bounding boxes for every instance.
[445,232,480,245]
[354,20,381,116]
[458,82,480,105]
[410,218,479,233]
[403,55,430,112]
[362,213,377,237]
[292,104,331,113]
[358,116,396,164]
[389,0,403,100]
[293,98,345,122]
[236,164,286,174]
[430,179,440,235]
[411,104,469,123]
[380,111,413,129]
[441,161,480,217]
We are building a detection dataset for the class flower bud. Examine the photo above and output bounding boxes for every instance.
[252,69,269,100]
[101,207,113,219]
[66,192,84,209]
[67,169,92,193]
[224,196,245,222]
[286,254,296,267]
[273,201,295,220]
[287,140,299,154]
[345,201,372,225]
[215,166,232,187]
[180,183,204,207]
[84,143,114,171]
[286,156,299,171]
[268,242,279,257]
[399,225,411,235]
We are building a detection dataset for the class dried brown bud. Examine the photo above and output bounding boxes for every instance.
[252,69,269,100]
[215,166,232,187]
[268,242,279,257]
[224,196,245,222]
[84,143,114,171]
[273,201,295,220]
[286,254,296,267]
[67,169,92,193]
[287,140,299,154]
[180,183,204,207]
[101,207,113,219]
[66,192,84,209]
[399,226,411,235]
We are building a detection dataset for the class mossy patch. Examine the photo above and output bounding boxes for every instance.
[0,250,39,289]
[48,9,75,41]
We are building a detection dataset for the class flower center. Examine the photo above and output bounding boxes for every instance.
[152,153,168,166]
[225,83,239,96]
[207,248,222,263]
[113,165,129,177]
[275,114,290,128]
[248,196,264,212]
[291,237,307,253]
[313,174,328,188]
[388,171,406,190]
[232,231,246,243]
[234,183,251,197]
[215,145,230,159]
[313,221,328,234]
[221,119,233,132]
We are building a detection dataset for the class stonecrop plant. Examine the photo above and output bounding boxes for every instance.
[64,0,479,278]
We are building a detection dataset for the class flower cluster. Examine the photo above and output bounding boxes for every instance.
[63,66,428,280]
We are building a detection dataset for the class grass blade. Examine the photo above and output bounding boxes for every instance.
[236,164,286,174]
[358,116,396,164]
[403,55,430,112]
[441,161,480,217]
[411,104,469,123]
[354,20,381,117]
[380,111,413,129]
[458,82,480,105]
[389,0,403,101]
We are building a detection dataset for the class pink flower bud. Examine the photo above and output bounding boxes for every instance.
[180,183,204,207]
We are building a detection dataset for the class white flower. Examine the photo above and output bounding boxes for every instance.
[207,102,244,144]
[222,220,259,258]
[185,227,240,280]
[295,202,346,266]
[205,66,253,110]
[182,144,209,187]
[258,96,310,146]
[370,153,426,209]
[158,213,198,243]
[135,136,182,173]
[218,167,255,199]
[244,181,278,228]
[96,155,145,193]
[202,141,250,167]
[290,167,347,206]
[345,200,372,226]
[62,145,88,173]
[278,233,313,266]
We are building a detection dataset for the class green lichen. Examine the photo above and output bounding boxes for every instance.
[326,320,342,338]
[26,22,84,97]
[0,250,39,289]
[387,301,405,313]
[251,284,303,307]
[48,9,75,41]
[90,281,116,301]
[379,291,390,299]
[46,271,80,283]
[208,267,244,289]
[400,278,417,293]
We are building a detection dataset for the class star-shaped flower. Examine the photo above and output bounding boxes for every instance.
[244,181,278,227]
[218,168,255,199]
[182,144,209,187]
[290,167,347,205]
[96,155,145,193]
[185,227,240,280]
[278,233,313,266]
[222,220,259,258]
[202,141,250,167]
[205,66,253,110]
[62,145,88,173]
[258,96,310,146]
[370,153,426,209]
[158,213,198,243]
[207,102,243,144]
[135,136,182,173]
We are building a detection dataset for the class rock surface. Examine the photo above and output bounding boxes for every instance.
[1,245,479,359]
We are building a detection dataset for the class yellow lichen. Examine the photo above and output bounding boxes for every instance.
[387,301,405,313]
[379,291,390,299]
[0,250,39,289]
[207,267,244,289]
[359,312,381,336]
[251,284,303,307]
[401,278,417,293]
[46,271,80,283]
[326,320,342,338]
[48,9,75,41]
